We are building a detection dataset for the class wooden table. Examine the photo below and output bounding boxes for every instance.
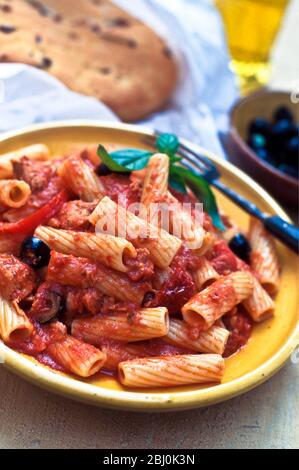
[0,361,298,449]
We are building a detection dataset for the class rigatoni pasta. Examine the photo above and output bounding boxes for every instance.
[182,271,254,329]
[46,335,106,377]
[242,275,275,322]
[0,180,31,208]
[35,225,137,273]
[58,155,105,202]
[72,307,169,343]
[0,140,281,389]
[0,296,33,342]
[118,354,225,388]
[248,218,279,295]
[193,257,220,290]
[165,319,229,355]
[141,153,169,209]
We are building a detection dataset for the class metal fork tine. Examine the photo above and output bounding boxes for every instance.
[179,142,220,176]
[177,149,208,173]
[176,148,219,182]
[154,129,217,171]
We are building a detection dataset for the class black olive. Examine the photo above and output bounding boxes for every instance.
[248,133,267,150]
[255,147,271,161]
[20,237,51,269]
[228,233,251,262]
[95,163,113,176]
[273,106,294,124]
[248,118,270,138]
[271,119,294,142]
[269,119,295,158]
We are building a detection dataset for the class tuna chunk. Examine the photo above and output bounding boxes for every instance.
[0,254,36,301]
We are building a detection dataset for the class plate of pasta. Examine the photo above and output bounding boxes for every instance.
[0,121,298,411]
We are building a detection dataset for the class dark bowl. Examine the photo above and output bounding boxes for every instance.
[226,90,299,208]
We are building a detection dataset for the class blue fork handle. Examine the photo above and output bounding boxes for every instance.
[264,216,299,253]
[212,180,299,254]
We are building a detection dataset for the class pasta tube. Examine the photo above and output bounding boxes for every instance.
[46,335,106,377]
[35,225,137,273]
[248,218,279,295]
[193,257,220,290]
[72,307,169,343]
[58,155,105,202]
[141,153,169,209]
[0,297,33,342]
[182,271,254,329]
[242,275,275,322]
[165,319,229,354]
[118,354,225,387]
[0,180,31,208]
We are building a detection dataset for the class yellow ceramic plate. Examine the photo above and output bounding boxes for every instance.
[0,122,298,411]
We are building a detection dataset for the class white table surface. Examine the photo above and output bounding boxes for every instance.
[0,0,298,450]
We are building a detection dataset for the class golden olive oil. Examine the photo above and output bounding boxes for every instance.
[215,0,289,93]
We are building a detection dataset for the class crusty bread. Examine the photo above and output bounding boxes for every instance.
[0,0,178,121]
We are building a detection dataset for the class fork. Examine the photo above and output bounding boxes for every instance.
[144,131,299,254]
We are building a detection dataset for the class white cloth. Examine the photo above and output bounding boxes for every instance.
[0,0,237,157]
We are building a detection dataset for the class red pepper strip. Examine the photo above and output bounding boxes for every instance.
[0,190,68,236]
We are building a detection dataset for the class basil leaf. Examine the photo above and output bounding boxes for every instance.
[110,149,153,171]
[97,145,129,172]
[172,166,225,231]
[156,133,179,157]
[169,155,182,164]
[169,169,187,193]
[97,145,153,172]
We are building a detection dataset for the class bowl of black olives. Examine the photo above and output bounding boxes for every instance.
[227,90,299,207]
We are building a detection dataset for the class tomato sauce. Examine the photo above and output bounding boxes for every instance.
[100,174,141,208]
[208,238,239,275]
[35,352,66,373]
[124,248,154,282]
[148,247,199,315]
[223,309,253,357]
[135,338,193,357]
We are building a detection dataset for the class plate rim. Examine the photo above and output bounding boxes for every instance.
[0,120,298,411]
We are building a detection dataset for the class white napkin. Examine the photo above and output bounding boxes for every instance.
[0,0,237,158]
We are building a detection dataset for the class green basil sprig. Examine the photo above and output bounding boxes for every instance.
[97,134,225,230]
